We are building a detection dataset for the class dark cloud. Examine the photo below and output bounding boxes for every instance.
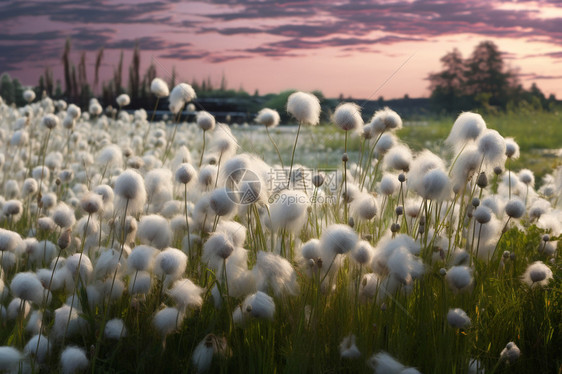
[0,0,173,25]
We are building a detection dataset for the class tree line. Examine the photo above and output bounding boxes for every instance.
[428,40,557,113]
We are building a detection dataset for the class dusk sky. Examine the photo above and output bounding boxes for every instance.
[2,0,562,99]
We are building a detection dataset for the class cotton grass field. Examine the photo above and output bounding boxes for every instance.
[0,83,560,374]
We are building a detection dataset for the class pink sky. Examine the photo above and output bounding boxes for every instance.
[1,0,561,99]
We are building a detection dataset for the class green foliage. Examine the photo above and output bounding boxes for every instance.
[428,41,554,113]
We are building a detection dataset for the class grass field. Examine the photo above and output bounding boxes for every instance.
[0,92,560,373]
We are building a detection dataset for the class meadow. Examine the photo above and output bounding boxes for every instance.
[0,84,559,374]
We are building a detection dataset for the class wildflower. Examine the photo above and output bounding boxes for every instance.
[383,144,412,172]
[445,266,473,293]
[80,191,103,214]
[500,341,520,364]
[128,245,157,272]
[67,103,81,119]
[192,334,231,373]
[350,192,378,221]
[241,291,275,320]
[154,247,188,280]
[209,187,238,217]
[333,102,363,132]
[418,168,450,201]
[60,346,89,374]
[320,224,358,256]
[168,278,204,311]
[151,77,170,97]
[153,307,183,337]
[255,108,280,128]
[169,83,196,114]
[445,112,486,153]
[253,251,299,296]
[521,261,553,287]
[10,271,45,305]
[374,133,396,156]
[505,137,520,159]
[52,202,76,228]
[24,334,50,363]
[286,91,321,125]
[0,346,22,373]
[23,89,36,102]
[114,169,147,215]
[368,107,403,136]
[447,308,471,328]
[477,129,506,168]
[116,93,130,107]
[197,111,216,132]
[269,189,309,233]
[175,163,197,185]
[351,240,374,265]
[367,351,405,374]
[105,318,127,339]
[41,113,59,129]
[137,214,172,249]
[518,169,534,187]
[339,334,361,359]
[505,198,525,219]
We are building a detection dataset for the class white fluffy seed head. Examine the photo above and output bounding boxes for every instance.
[301,239,321,260]
[447,308,471,329]
[473,205,492,224]
[369,107,403,135]
[269,190,310,233]
[500,342,520,364]
[333,102,363,131]
[367,351,405,373]
[10,272,45,304]
[23,89,36,102]
[446,266,473,292]
[286,91,321,125]
[80,191,103,214]
[196,111,216,131]
[0,346,22,372]
[168,278,204,311]
[255,108,280,128]
[175,163,197,185]
[505,137,520,159]
[116,94,130,107]
[419,168,450,201]
[350,192,379,221]
[60,346,88,374]
[209,187,238,217]
[151,77,169,97]
[114,169,147,215]
[52,202,76,228]
[154,247,187,277]
[320,224,358,256]
[477,129,506,167]
[137,215,172,249]
[521,261,553,287]
[105,318,127,339]
[518,169,534,187]
[242,291,275,320]
[24,334,50,363]
[505,198,525,219]
[41,113,59,129]
[383,144,412,172]
[446,112,486,152]
[153,307,182,337]
[351,240,374,265]
[169,83,196,114]
[67,103,81,119]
